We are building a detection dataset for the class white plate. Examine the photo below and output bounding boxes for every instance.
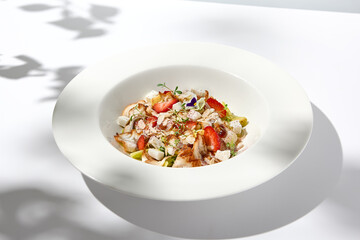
[52,42,313,201]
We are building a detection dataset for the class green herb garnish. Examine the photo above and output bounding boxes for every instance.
[157,83,182,95]
[129,103,145,121]
[174,86,182,95]
[181,117,189,123]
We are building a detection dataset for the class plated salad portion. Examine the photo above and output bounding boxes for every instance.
[114,83,248,167]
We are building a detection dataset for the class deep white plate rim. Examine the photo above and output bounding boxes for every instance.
[52,42,313,201]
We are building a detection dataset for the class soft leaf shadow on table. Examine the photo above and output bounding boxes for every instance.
[83,104,343,239]
[39,65,83,102]
[0,54,83,101]
[19,1,120,39]
[0,188,177,240]
[19,3,56,11]
[0,188,117,240]
[0,55,46,80]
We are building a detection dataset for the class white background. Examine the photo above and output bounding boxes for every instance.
[1,0,359,239]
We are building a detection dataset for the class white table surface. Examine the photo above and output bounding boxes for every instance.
[1,0,359,239]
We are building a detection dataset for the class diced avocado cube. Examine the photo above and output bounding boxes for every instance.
[130,150,143,160]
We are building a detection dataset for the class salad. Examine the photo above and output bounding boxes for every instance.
[114,83,248,167]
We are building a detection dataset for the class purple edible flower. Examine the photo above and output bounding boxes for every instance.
[186,97,197,107]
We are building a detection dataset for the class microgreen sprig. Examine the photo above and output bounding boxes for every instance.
[181,117,189,123]
[157,83,182,95]
[173,86,182,95]
[170,106,188,130]
[129,104,145,121]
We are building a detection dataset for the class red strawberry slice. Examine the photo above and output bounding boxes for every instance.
[185,121,197,130]
[206,97,226,118]
[137,135,147,150]
[153,98,178,113]
[204,126,221,152]
[146,116,158,127]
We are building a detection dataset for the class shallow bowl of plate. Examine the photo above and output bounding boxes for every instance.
[53,42,313,201]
